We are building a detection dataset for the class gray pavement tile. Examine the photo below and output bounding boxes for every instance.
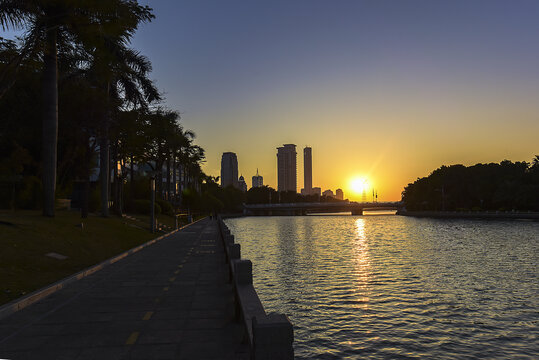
[39,311,114,324]
[190,299,233,310]
[111,312,150,322]
[125,344,178,360]
[0,325,20,339]
[151,310,191,320]
[185,318,227,329]
[75,346,129,360]
[9,323,66,337]
[0,334,54,351]
[188,309,230,319]
[1,347,81,360]
[136,329,184,345]
[177,342,234,360]
[59,320,145,335]
[180,329,240,343]
[43,331,133,349]
[144,318,187,331]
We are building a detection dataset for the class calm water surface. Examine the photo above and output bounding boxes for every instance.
[225,215,538,359]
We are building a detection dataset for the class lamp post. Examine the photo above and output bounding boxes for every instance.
[150,176,155,233]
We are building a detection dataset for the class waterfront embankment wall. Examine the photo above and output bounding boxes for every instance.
[217,217,294,360]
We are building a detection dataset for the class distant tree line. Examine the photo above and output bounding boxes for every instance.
[182,181,346,215]
[0,1,205,217]
[402,157,539,211]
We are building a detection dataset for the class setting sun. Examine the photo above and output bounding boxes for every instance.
[350,177,371,195]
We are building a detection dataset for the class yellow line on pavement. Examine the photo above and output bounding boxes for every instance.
[163,287,169,291]
[174,270,180,274]
[155,298,161,303]
[169,277,176,282]
[142,311,153,321]
[125,331,139,345]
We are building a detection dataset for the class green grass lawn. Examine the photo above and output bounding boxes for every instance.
[0,210,169,306]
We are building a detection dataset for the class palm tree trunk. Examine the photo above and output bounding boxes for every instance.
[166,155,171,200]
[156,160,163,200]
[112,144,119,214]
[81,142,90,219]
[172,156,177,197]
[100,81,111,217]
[99,128,110,217]
[130,154,135,182]
[42,27,58,217]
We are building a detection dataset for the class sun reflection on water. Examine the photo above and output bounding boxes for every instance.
[353,218,371,308]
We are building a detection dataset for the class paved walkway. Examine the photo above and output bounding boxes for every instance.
[0,218,249,359]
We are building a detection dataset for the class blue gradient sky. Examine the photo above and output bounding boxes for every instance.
[130,0,539,200]
[6,1,539,200]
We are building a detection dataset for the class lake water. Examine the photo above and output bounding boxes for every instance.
[225,215,539,359]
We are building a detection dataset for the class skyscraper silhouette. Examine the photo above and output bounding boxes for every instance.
[252,169,263,188]
[303,147,312,195]
[277,144,297,192]
[221,152,238,188]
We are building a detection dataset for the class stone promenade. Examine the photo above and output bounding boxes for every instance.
[0,218,249,359]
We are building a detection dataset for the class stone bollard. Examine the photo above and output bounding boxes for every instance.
[228,243,240,260]
[234,259,252,285]
[224,234,234,244]
[252,314,294,360]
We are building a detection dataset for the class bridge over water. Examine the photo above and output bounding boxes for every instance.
[243,201,403,216]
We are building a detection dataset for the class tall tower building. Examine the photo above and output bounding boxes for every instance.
[221,152,238,188]
[238,175,247,192]
[252,169,263,188]
[303,147,312,195]
[277,144,297,192]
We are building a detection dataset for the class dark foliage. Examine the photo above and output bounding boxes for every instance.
[402,157,539,211]
[131,199,161,215]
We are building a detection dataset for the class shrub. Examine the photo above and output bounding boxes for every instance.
[89,186,100,213]
[17,176,42,209]
[156,199,174,216]
[132,199,161,215]
[125,177,151,199]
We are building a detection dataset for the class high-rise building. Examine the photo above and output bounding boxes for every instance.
[252,169,263,188]
[277,144,297,192]
[238,175,247,192]
[303,146,312,194]
[335,188,344,200]
[221,152,238,188]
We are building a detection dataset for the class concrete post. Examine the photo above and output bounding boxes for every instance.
[234,260,252,285]
[228,243,240,259]
[225,234,234,244]
[252,314,294,360]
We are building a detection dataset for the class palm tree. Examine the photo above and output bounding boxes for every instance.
[0,0,154,216]
[88,28,159,217]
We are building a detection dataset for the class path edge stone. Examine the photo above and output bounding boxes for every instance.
[0,217,207,321]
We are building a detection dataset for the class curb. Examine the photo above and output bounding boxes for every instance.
[0,217,207,321]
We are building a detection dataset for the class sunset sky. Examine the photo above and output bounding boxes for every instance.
[10,1,539,200]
